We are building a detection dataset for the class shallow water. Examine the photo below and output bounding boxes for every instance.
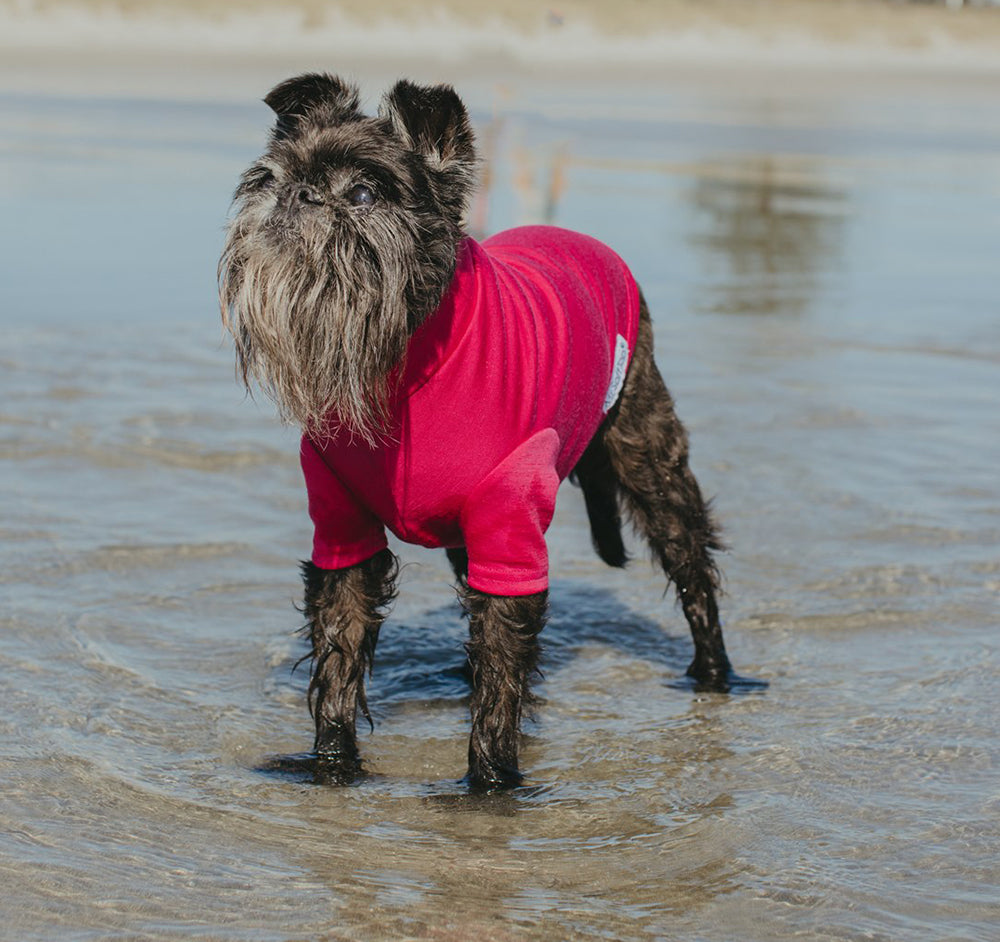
[1,65,999,941]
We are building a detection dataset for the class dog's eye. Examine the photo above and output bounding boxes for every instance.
[346,183,376,209]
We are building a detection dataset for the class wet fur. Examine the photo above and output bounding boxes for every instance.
[301,548,398,773]
[575,299,732,685]
[461,586,546,788]
[222,73,737,790]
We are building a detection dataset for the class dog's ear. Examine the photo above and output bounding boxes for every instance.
[379,80,477,219]
[265,73,361,137]
[379,80,475,169]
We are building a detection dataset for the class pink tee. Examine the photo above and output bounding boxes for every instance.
[301,225,641,595]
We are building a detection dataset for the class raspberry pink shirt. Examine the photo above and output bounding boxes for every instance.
[301,225,640,595]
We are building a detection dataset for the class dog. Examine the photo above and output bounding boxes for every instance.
[219,73,744,790]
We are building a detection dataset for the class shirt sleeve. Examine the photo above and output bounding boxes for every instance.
[460,428,561,596]
[300,436,388,570]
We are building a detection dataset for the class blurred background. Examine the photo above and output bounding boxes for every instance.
[1,3,999,942]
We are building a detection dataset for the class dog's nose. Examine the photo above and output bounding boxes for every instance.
[296,186,324,206]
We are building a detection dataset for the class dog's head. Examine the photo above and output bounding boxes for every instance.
[219,74,477,442]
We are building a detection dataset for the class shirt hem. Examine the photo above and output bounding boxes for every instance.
[467,570,549,596]
[311,537,389,571]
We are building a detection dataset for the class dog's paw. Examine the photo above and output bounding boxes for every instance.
[684,660,769,693]
[464,758,525,792]
[258,751,364,786]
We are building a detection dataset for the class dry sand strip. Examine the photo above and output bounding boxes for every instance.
[2,0,1000,101]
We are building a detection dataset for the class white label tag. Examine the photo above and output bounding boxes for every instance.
[603,334,630,412]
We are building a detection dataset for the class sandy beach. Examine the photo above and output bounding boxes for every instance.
[3,0,1000,103]
[5,0,1000,56]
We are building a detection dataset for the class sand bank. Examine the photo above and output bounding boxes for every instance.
[3,0,1000,99]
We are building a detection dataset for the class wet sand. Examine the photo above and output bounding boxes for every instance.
[2,4,1000,941]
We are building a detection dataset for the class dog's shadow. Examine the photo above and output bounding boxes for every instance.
[259,579,762,788]
[313,579,701,714]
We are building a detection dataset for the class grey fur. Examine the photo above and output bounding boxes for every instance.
[218,74,476,443]
[221,74,758,788]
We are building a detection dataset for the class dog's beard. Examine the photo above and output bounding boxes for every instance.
[219,209,425,445]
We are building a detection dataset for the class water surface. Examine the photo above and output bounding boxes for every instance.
[1,65,998,941]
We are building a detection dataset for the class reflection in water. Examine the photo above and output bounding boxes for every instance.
[468,113,503,240]
[511,144,570,227]
[689,157,848,316]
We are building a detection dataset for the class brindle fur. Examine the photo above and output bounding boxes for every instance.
[222,73,746,791]
[301,548,398,777]
[219,75,475,442]
[574,297,732,686]
[298,298,733,788]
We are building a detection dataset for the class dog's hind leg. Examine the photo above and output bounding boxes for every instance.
[572,430,628,569]
[602,298,737,690]
[445,546,469,582]
[459,587,545,789]
[301,548,398,780]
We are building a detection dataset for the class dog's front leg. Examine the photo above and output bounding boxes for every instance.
[301,549,397,780]
[460,587,545,789]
